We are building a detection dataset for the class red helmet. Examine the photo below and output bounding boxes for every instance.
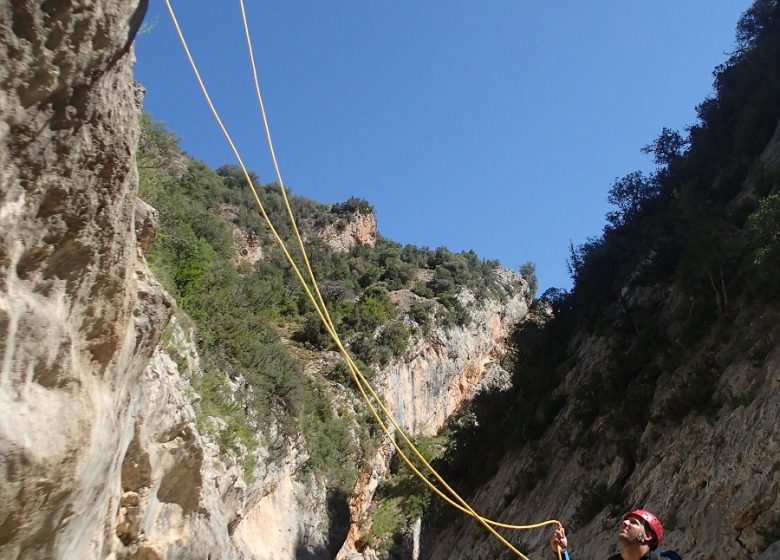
[623,509,663,548]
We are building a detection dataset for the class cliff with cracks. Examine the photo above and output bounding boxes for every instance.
[0,1,169,558]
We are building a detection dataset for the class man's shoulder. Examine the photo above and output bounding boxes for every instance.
[607,555,622,560]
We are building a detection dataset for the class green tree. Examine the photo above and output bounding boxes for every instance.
[736,0,780,50]
[641,127,688,166]
[605,171,661,230]
[519,261,538,297]
[747,193,780,264]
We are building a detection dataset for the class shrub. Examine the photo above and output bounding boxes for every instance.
[519,261,538,297]
[293,312,332,350]
[409,300,433,333]
[378,321,410,358]
[331,196,373,215]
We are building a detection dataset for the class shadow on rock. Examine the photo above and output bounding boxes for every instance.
[294,488,351,559]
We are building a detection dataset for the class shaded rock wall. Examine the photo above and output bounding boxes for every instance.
[425,310,779,560]
[423,126,780,559]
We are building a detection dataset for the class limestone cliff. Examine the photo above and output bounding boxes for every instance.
[0,2,164,558]
[381,270,527,436]
[318,208,378,253]
[116,328,245,560]
[1,3,250,559]
[121,317,337,560]
[337,272,529,558]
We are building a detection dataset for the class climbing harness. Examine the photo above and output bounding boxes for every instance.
[162,2,565,558]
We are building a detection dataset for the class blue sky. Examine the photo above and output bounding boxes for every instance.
[135,1,753,292]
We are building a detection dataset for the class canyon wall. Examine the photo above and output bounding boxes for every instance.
[337,277,529,558]
[0,2,164,558]
[382,271,527,436]
[0,5,529,559]
[425,303,779,560]
[422,124,780,560]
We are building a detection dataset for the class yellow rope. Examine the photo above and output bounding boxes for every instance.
[236,0,557,536]
[162,2,564,558]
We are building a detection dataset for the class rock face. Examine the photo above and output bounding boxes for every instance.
[219,203,265,265]
[113,267,529,560]
[117,315,343,560]
[318,210,378,253]
[381,273,528,436]
[232,450,333,560]
[337,271,530,558]
[425,307,779,560]
[114,320,249,560]
[0,4,257,556]
[0,1,164,558]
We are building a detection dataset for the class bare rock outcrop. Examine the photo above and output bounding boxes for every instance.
[232,449,335,560]
[219,203,265,265]
[382,272,528,436]
[0,2,177,558]
[116,314,341,560]
[115,339,246,560]
[318,210,377,253]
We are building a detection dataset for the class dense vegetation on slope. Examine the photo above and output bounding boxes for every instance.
[411,0,780,547]
[138,128,359,486]
[136,118,522,488]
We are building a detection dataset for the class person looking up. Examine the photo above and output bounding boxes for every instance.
[550,509,665,560]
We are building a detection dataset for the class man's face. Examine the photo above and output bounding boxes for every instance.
[618,515,649,545]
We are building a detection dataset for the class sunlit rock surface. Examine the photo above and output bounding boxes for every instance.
[318,209,378,253]
[0,2,164,558]
[337,270,529,559]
